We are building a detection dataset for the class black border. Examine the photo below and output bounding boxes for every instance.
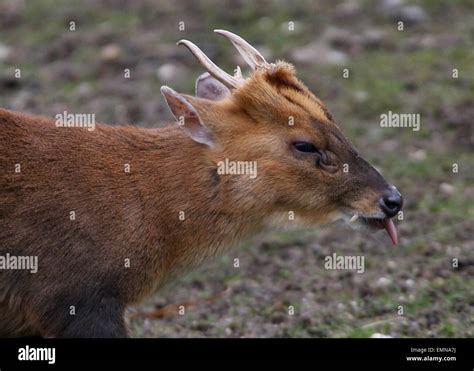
[0,338,472,369]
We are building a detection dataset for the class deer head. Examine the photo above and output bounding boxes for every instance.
[161,30,403,245]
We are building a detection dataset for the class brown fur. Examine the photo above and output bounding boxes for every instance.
[0,62,390,337]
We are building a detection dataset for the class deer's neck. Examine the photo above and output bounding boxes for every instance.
[118,125,264,291]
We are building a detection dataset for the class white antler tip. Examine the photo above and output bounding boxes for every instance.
[212,29,267,70]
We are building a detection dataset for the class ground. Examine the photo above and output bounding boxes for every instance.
[1,0,473,337]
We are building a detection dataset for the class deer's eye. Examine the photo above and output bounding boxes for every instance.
[293,142,318,153]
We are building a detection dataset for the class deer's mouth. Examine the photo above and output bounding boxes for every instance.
[346,213,398,246]
[359,216,398,246]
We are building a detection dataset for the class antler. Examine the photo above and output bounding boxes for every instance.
[177,39,242,89]
[214,29,268,70]
[177,30,268,90]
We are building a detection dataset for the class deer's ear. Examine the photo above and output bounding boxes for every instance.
[161,86,214,147]
[195,72,230,101]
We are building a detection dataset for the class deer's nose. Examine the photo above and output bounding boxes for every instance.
[379,186,403,218]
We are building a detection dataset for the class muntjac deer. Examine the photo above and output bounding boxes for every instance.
[0,30,402,337]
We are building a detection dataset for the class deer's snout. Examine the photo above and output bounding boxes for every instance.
[379,186,403,218]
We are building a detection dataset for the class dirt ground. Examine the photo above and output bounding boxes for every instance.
[1,0,473,337]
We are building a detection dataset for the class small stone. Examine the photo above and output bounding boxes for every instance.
[409,149,427,162]
[335,0,362,19]
[156,63,181,82]
[446,245,461,256]
[362,29,387,48]
[354,90,369,103]
[404,279,415,288]
[0,43,12,62]
[439,183,455,196]
[100,44,121,62]
[291,42,348,66]
[337,302,346,311]
[371,333,393,338]
[75,82,93,98]
[381,0,404,9]
[375,276,392,288]
[324,26,359,49]
[387,260,397,270]
[379,0,404,16]
[464,187,474,199]
[399,5,428,24]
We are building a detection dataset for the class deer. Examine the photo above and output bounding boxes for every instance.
[0,30,403,337]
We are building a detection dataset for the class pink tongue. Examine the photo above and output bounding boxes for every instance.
[382,218,398,246]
